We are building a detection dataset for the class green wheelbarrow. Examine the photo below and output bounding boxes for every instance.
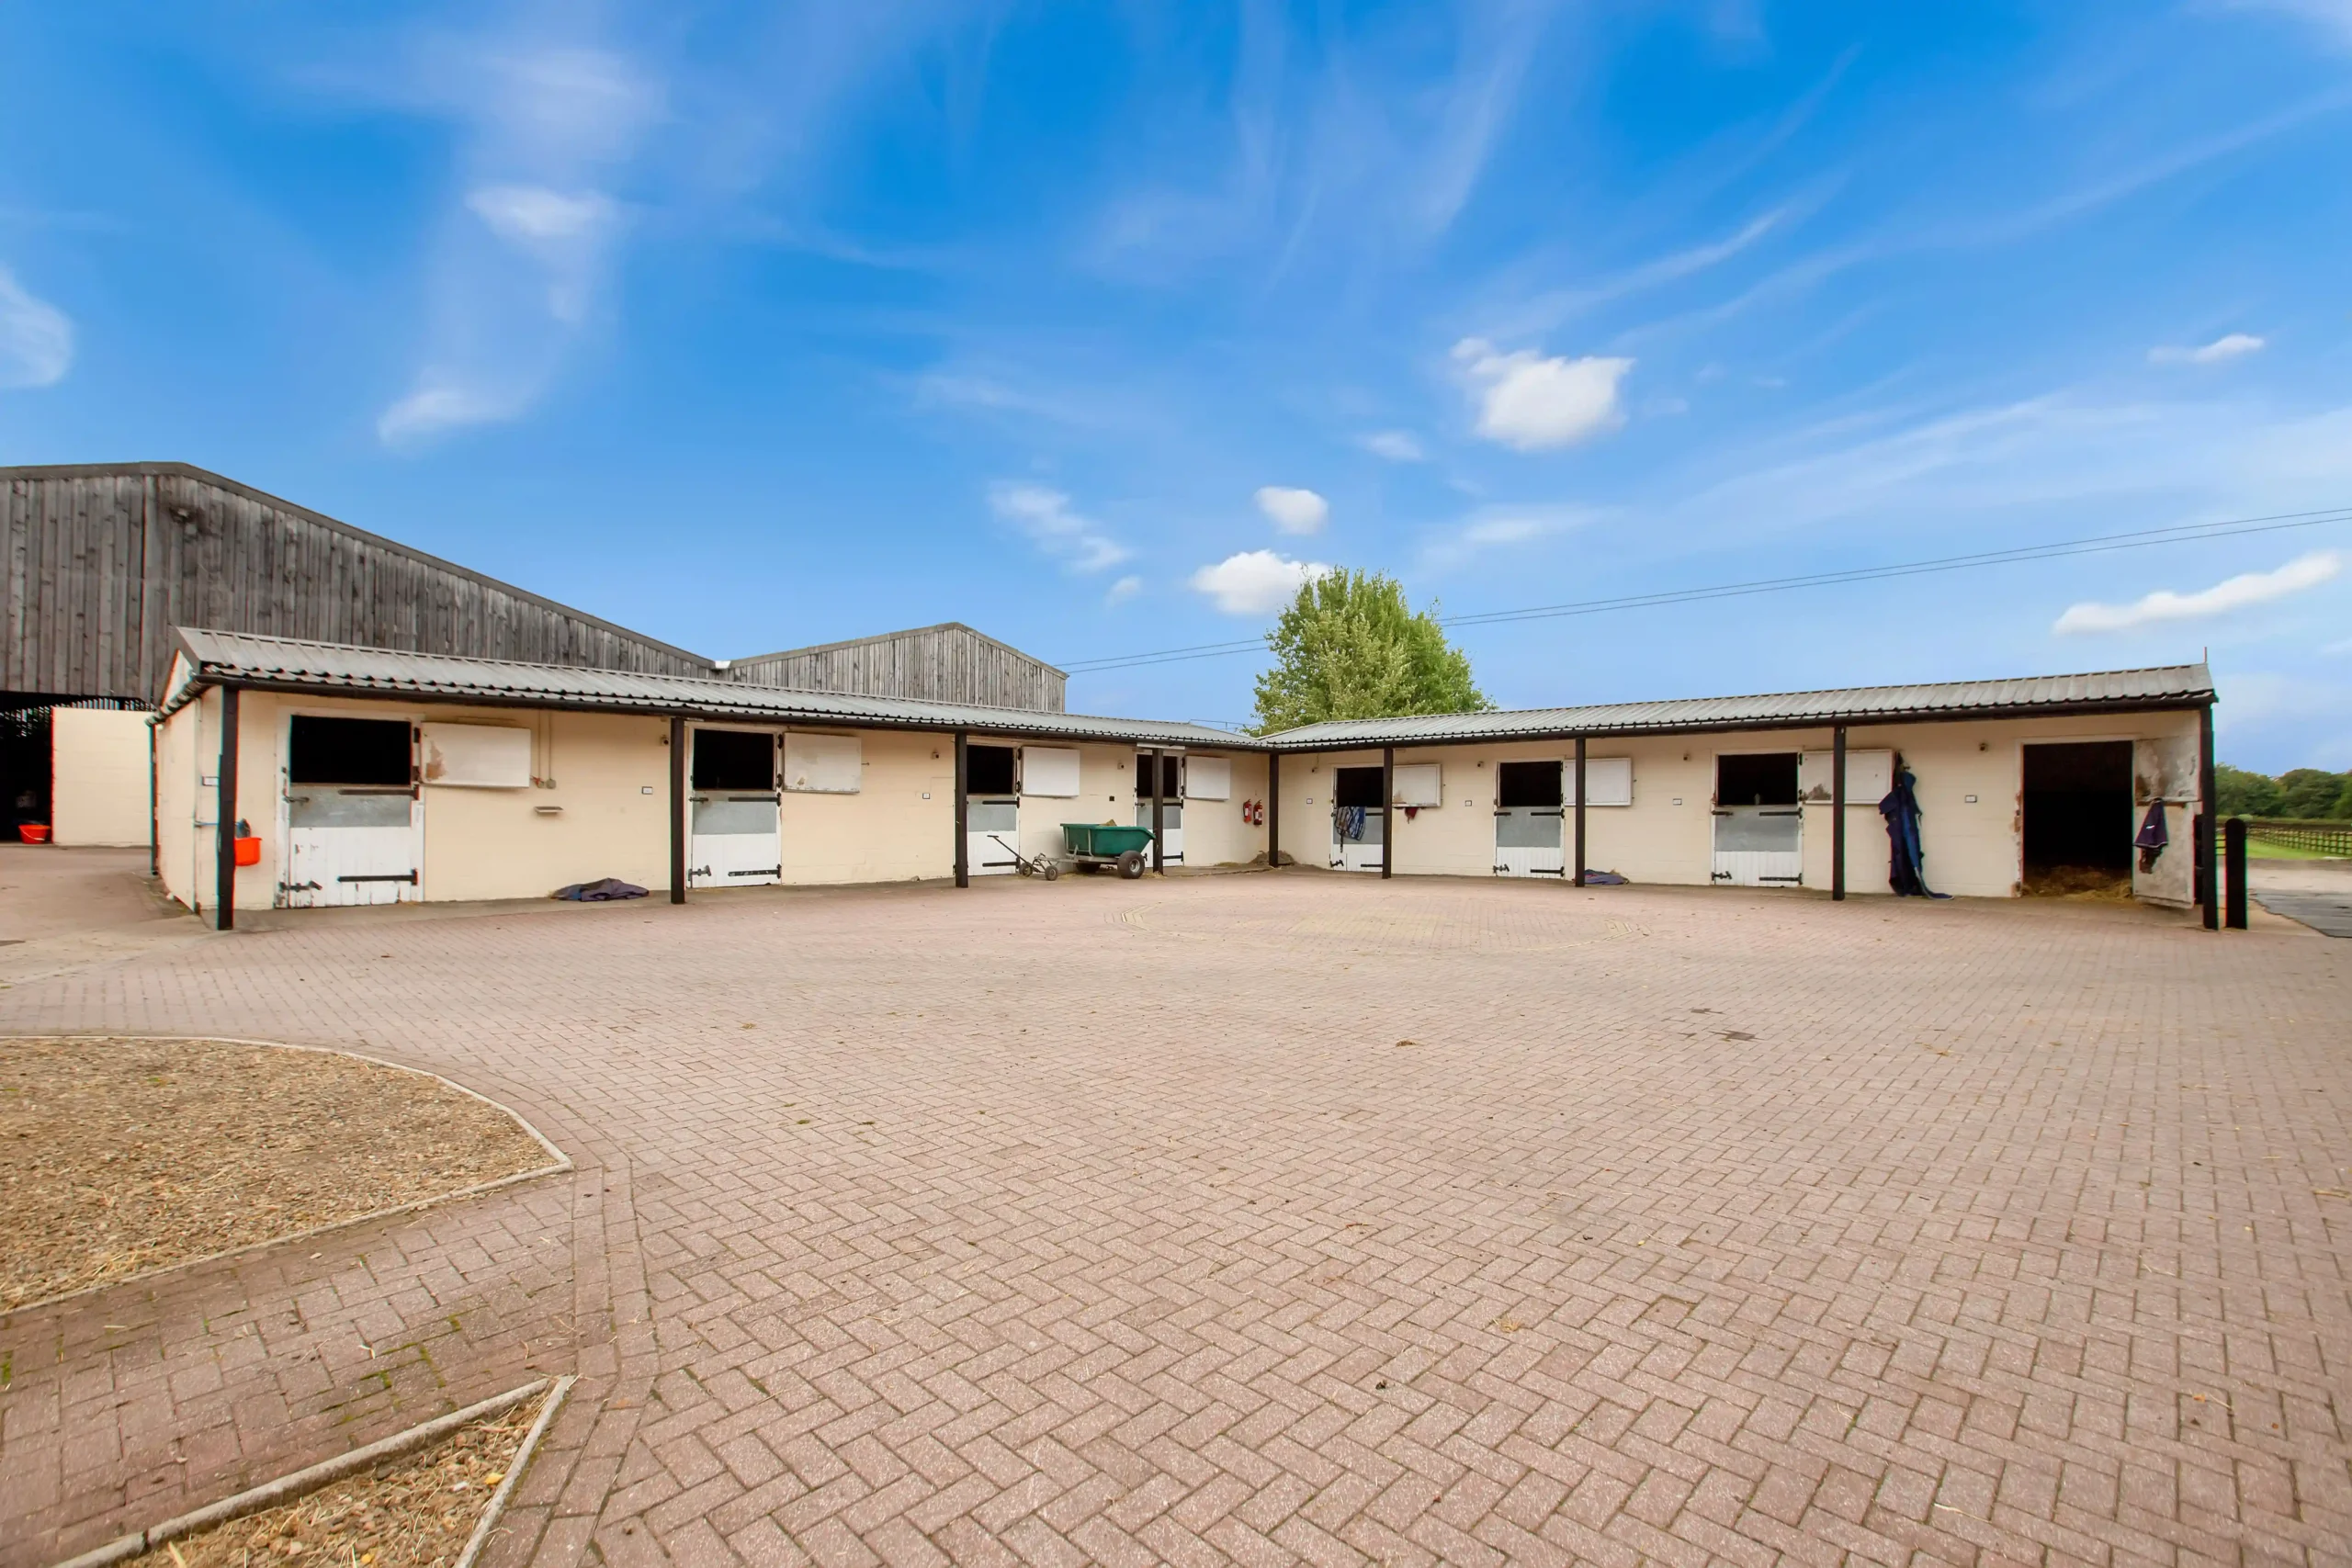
[1062,822,1154,878]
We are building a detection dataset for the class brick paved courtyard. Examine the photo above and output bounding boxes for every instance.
[3,860,2348,1568]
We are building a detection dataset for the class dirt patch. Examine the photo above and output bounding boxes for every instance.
[132,1403,534,1568]
[0,1037,553,1310]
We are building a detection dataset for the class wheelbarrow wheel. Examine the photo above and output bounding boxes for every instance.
[1041,860,1062,881]
[1116,849,1146,879]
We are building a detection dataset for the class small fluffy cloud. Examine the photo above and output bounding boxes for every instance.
[0,266,73,389]
[1360,430,1426,462]
[1453,338,1632,451]
[1189,550,1331,615]
[1105,574,1142,606]
[1254,486,1329,535]
[2149,333,2265,366]
[2053,550,2341,635]
[988,482,1131,573]
[377,382,524,444]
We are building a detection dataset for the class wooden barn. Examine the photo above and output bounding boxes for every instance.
[724,624,1067,713]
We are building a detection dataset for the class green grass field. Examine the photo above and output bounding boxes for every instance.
[2247,839,2351,861]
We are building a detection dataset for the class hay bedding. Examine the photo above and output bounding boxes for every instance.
[133,1404,534,1568]
[0,1037,549,1310]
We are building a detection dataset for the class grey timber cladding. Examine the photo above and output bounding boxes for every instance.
[727,622,1068,713]
[3,464,714,703]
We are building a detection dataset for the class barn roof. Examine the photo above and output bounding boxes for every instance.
[163,628,1245,749]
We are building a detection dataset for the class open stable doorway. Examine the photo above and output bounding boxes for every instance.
[2021,741,2133,897]
[283,715,420,907]
[1712,751,1802,887]
[967,743,1020,876]
[689,728,782,887]
[1134,751,1183,864]
[1329,765,1385,872]
[1494,761,1564,877]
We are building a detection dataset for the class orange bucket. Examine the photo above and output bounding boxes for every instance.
[232,836,263,866]
[17,823,51,844]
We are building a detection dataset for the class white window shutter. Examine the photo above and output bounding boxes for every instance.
[1566,756,1633,807]
[419,724,531,788]
[1022,746,1082,797]
[784,732,861,793]
[1182,756,1231,800]
[1391,762,1442,807]
[1799,749,1894,803]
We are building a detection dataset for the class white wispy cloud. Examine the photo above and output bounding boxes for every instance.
[1254,486,1329,535]
[1453,338,1633,451]
[1190,550,1331,615]
[0,266,73,389]
[1104,574,1143,606]
[988,482,1131,573]
[2053,550,2342,635]
[375,34,662,446]
[1419,504,1590,571]
[2230,0,2352,48]
[2149,333,2266,366]
[1359,430,1426,462]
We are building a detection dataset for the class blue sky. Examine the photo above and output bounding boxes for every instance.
[4,2,2349,767]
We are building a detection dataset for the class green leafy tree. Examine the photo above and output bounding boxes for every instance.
[2214,763,2283,818]
[1251,568,1491,734]
[2276,768,2350,820]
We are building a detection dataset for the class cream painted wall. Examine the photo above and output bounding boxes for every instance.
[50,709,154,847]
[1015,742,1130,867]
[1178,750,1270,867]
[1274,709,2206,899]
[154,694,199,910]
[776,728,955,885]
[427,712,671,900]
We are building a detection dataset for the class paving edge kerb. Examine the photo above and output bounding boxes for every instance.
[44,1376,577,1568]
[0,1033,573,1321]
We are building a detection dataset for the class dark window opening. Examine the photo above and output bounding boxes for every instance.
[1497,761,1564,808]
[2022,740,2133,893]
[967,743,1017,796]
[1133,753,1182,799]
[289,716,412,786]
[693,728,775,790]
[1333,766,1385,808]
[1716,752,1799,807]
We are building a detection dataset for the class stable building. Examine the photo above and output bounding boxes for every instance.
[149,626,2220,926]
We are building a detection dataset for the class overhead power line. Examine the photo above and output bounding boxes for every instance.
[1057,506,2351,676]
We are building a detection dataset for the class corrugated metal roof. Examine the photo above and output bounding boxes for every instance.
[168,629,2212,752]
[166,629,1248,748]
[1261,663,2213,748]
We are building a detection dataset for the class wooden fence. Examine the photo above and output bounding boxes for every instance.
[2244,818,2352,858]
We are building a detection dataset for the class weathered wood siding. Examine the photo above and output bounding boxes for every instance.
[728,624,1066,713]
[4,465,714,702]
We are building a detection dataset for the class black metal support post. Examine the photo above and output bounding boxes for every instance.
[669,715,686,903]
[2224,817,2247,930]
[1572,737,1587,887]
[213,685,239,931]
[1267,752,1280,868]
[1831,724,1848,902]
[1380,746,1394,880]
[953,730,969,887]
[2199,701,2219,931]
[1149,748,1165,874]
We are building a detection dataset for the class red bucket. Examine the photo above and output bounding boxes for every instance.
[232,836,263,866]
[17,823,51,844]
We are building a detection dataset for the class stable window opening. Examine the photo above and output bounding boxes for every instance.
[288,716,412,786]
[1716,752,1798,807]
[967,743,1017,796]
[1497,761,1564,808]
[1134,753,1182,799]
[1332,766,1386,807]
[692,729,775,791]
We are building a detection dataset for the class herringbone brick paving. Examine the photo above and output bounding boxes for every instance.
[2,873,2346,1567]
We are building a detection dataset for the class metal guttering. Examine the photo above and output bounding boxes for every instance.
[162,628,1249,750]
[1260,664,2216,750]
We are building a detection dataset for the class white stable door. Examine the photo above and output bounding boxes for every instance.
[689,792,782,887]
[284,788,420,907]
[1711,807,1804,886]
[967,798,1020,875]
[1330,807,1385,872]
[1494,807,1565,877]
[1134,800,1183,864]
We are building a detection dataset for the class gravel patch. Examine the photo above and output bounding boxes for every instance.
[129,1404,534,1568]
[1,1037,552,1310]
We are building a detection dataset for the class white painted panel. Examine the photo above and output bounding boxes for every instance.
[286,790,418,907]
[784,732,861,793]
[1712,807,1803,887]
[420,724,532,789]
[1136,801,1184,863]
[1494,807,1565,878]
[968,797,1019,875]
[1566,756,1634,807]
[1022,746,1081,797]
[1799,749,1894,804]
[1391,762,1442,807]
[1182,756,1231,801]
